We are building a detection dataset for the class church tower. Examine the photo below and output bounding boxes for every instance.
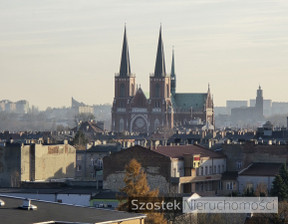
[112,26,136,132]
[149,27,173,132]
[255,85,263,118]
[205,84,214,125]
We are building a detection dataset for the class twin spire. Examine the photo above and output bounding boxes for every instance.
[154,26,166,77]
[119,26,131,77]
[119,25,170,78]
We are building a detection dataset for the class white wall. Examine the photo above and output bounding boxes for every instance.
[238,175,275,193]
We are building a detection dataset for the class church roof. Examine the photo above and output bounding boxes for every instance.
[119,26,131,77]
[154,26,166,77]
[131,88,148,107]
[172,93,207,111]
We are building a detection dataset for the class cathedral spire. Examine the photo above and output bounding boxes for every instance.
[171,47,176,96]
[154,26,166,77]
[171,47,175,78]
[119,25,131,77]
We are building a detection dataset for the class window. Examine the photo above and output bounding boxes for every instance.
[154,119,160,130]
[222,165,225,173]
[218,165,221,174]
[119,118,124,132]
[155,83,160,97]
[166,84,169,97]
[209,166,212,175]
[97,158,103,169]
[76,165,82,171]
[120,83,125,97]
[226,182,233,190]
[213,165,216,174]
[201,167,204,176]
[77,155,82,161]
[205,166,208,175]
[237,161,242,170]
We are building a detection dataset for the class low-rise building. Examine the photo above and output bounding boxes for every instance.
[238,163,282,194]
[0,141,76,187]
[103,145,226,196]
[76,143,121,187]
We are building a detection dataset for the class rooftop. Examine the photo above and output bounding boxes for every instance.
[154,145,225,159]
[239,163,283,176]
[0,195,145,224]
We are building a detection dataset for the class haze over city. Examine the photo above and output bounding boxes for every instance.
[1,0,288,110]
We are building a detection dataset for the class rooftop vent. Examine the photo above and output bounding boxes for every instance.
[0,199,5,207]
[19,199,37,210]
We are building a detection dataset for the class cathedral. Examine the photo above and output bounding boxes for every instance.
[112,27,214,133]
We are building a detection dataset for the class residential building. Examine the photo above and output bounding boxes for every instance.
[103,145,226,196]
[238,163,282,194]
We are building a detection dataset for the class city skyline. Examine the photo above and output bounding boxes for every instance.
[1,0,288,110]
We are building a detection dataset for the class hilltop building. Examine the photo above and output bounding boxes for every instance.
[230,86,264,124]
[112,26,214,134]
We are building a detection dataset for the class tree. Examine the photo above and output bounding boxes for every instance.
[270,174,288,201]
[118,159,167,224]
[279,164,288,187]
[72,130,88,149]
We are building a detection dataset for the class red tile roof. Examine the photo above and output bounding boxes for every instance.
[153,145,225,159]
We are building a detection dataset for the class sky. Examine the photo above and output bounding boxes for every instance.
[0,0,288,110]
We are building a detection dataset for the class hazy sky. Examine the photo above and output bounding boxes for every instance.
[1,0,288,110]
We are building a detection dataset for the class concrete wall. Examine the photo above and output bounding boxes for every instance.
[0,143,22,187]
[20,145,31,182]
[33,143,76,180]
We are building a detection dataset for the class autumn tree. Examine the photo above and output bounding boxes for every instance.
[118,159,167,224]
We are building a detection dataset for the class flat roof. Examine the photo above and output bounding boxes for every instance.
[0,195,145,224]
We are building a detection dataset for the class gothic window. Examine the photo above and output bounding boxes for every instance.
[119,118,124,132]
[166,84,169,97]
[155,83,160,98]
[154,119,160,130]
[120,83,125,97]
[131,84,134,95]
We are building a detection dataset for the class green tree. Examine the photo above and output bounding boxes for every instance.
[270,174,288,201]
[72,130,88,149]
[279,164,288,186]
[118,159,167,224]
